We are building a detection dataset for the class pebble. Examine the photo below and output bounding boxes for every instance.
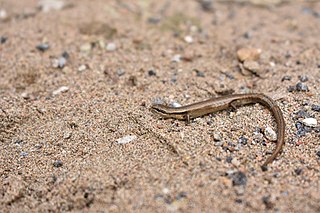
[0,9,8,20]
[80,43,92,53]
[38,0,65,13]
[281,75,292,81]
[295,110,310,118]
[106,42,117,51]
[0,36,7,44]
[116,68,125,76]
[238,135,248,145]
[53,160,63,168]
[52,52,68,69]
[295,121,307,137]
[316,151,320,158]
[301,118,317,127]
[311,104,320,112]
[52,86,69,96]
[243,60,260,74]
[20,152,28,157]
[264,126,277,141]
[230,171,247,186]
[231,158,241,167]
[237,48,262,62]
[298,75,308,82]
[148,69,156,76]
[199,0,213,11]
[184,35,193,43]
[172,54,181,62]
[194,69,205,77]
[78,64,87,72]
[294,168,303,175]
[213,133,222,141]
[295,82,309,92]
[116,135,137,144]
[36,43,50,52]
[171,102,182,108]
[21,92,30,100]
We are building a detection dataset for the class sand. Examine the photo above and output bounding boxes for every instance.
[1,0,320,212]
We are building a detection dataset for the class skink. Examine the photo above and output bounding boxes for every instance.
[151,93,285,168]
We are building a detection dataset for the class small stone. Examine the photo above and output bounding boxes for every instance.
[301,118,317,127]
[21,92,30,100]
[148,70,156,76]
[243,60,260,74]
[78,64,87,72]
[172,54,181,62]
[311,104,320,112]
[262,195,274,209]
[298,75,308,82]
[264,126,277,141]
[287,85,296,92]
[116,69,125,76]
[295,82,309,92]
[38,0,66,13]
[295,110,310,118]
[230,171,247,186]
[80,43,92,53]
[231,158,241,167]
[53,160,63,168]
[194,69,205,77]
[199,0,213,11]
[316,151,320,158]
[20,152,28,157]
[106,42,116,51]
[237,48,262,62]
[184,35,193,43]
[0,36,7,44]
[294,168,303,175]
[226,156,233,163]
[213,133,222,141]
[63,132,72,139]
[0,9,8,20]
[281,75,292,81]
[238,136,248,145]
[171,102,182,108]
[52,86,69,96]
[36,43,50,52]
[116,135,137,144]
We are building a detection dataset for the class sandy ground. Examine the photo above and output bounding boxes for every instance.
[1,0,320,212]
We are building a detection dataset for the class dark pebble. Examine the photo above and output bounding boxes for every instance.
[295,121,307,137]
[287,85,296,92]
[147,17,161,24]
[262,195,274,209]
[311,104,320,112]
[298,75,308,82]
[216,157,222,161]
[295,82,309,92]
[36,43,50,52]
[243,31,252,39]
[294,168,303,175]
[235,198,243,204]
[199,0,213,11]
[261,165,268,172]
[296,60,301,65]
[53,160,63,168]
[117,69,125,76]
[238,135,248,145]
[194,69,205,77]
[148,69,156,76]
[14,139,24,144]
[230,171,247,186]
[261,140,267,146]
[61,51,69,59]
[295,110,310,118]
[281,75,292,81]
[1,36,7,44]
[316,151,320,158]
[226,156,233,163]
[176,191,187,200]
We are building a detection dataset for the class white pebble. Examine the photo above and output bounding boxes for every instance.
[184,35,193,43]
[171,102,182,108]
[52,86,69,96]
[264,126,277,141]
[116,135,137,144]
[302,118,317,127]
[231,158,241,167]
[38,0,65,13]
[0,9,7,20]
[106,42,117,51]
[78,64,87,72]
[171,54,181,62]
